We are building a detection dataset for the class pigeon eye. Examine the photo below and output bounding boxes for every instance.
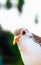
[22,30,26,35]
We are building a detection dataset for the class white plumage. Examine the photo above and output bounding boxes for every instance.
[14,28,41,65]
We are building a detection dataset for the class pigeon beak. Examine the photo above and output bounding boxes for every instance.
[13,36,20,45]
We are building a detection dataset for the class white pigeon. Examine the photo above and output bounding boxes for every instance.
[13,28,41,65]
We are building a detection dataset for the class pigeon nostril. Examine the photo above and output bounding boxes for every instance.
[15,32,20,36]
[14,30,20,36]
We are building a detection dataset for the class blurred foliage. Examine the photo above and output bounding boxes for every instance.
[35,14,39,24]
[0,56,3,65]
[17,0,24,13]
[5,0,12,9]
[0,28,24,65]
[5,0,24,13]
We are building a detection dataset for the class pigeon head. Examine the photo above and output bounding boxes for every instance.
[13,28,32,45]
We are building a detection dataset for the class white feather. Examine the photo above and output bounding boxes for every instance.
[17,32,41,65]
